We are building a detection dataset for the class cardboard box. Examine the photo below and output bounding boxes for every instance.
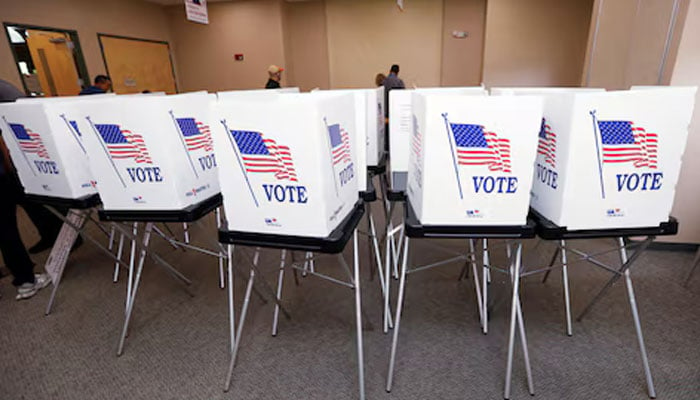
[408,93,542,225]
[212,93,358,237]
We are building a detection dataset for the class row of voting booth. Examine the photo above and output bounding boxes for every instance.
[0,83,696,400]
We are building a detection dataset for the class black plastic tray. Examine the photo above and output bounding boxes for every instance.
[219,200,364,254]
[98,193,222,223]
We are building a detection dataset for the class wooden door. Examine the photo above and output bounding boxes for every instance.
[99,35,177,94]
[25,30,82,96]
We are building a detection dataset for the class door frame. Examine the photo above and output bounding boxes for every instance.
[97,33,179,93]
[2,22,90,95]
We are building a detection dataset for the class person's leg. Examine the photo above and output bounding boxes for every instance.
[9,171,62,253]
[0,176,34,286]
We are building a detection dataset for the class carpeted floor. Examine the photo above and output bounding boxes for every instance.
[1,200,699,400]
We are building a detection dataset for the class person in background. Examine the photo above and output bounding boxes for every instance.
[265,65,284,89]
[383,64,405,118]
[0,78,55,300]
[375,73,386,87]
[79,75,112,95]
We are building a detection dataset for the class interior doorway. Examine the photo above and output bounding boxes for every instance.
[98,34,178,94]
[4,23,90,97]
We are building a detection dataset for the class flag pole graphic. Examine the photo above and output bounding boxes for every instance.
[1,116,36,176]
[323,117,340,197]
[589,110,606,199]
[59,114,86,154]
[220,119,259,208]
[441,113,464,200]
[168,110,199,179]
[86,116,127,188]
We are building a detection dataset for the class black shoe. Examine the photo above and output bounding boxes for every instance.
[28,239,55,254]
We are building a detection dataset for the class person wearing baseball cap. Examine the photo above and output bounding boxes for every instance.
[265,65,284,89]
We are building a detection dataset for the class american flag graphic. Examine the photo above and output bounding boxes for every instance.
[537,118,556,168]
[8,123,49,158]
[176,118,213,152]
[94,124,153,164]
[598,120,658,169]
[327,123,351,166]
[230,130,298,181]
[411,115,422,159]
[69,120,82,136]
[449,122,512,173]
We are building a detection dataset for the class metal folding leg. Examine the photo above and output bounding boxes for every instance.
[367,207,392,330]
[227,245,236,354]
[113,230,125,283]
[117,222,154,356]
[351,229,366,400]
[271,250,287,337]
[224,251,258,391]
[386,236,410,392]
[468,239,484,328]
[575,237,656,398]
[482,239,489,334]
[560,240,573,336]
[504,243,534,399]
[217,208,225,289]
[619,238,656,399]
[684,247,700,287]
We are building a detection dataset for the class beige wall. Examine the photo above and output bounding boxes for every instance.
[582,0,686,89]
[482,0,594,87]
[166,0,286,92]
[441,0,486,86]
[281,0,330,91]
[325,0,444,88]
[666,0,700,244]
[0,0,173,92]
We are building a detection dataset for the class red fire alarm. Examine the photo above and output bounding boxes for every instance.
[234,54,244,61]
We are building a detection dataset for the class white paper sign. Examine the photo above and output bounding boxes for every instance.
[185,0,208,25]
[44,210,86,283]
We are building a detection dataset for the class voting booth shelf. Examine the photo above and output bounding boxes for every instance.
[212,92,359,238]
[0,99,98,200]
[65,91,220,211]
[497,87,696,230]
[408,93,542,225]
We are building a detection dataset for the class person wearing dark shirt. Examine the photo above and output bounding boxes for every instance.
[79,75,112,95]
[0,78,62,299]
[383,64,405,116]
[265,65,283,89]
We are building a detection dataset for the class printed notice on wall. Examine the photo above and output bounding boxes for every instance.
[185,0,208,24]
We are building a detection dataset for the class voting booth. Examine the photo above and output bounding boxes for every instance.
[389,87,487,186]
[310,88,385,194]
[64,91,220,211]
[502,88,696,230]
[407,93,542,225]
[0,99,99,199]
[216,87,300,101]
[212,93,358,237]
